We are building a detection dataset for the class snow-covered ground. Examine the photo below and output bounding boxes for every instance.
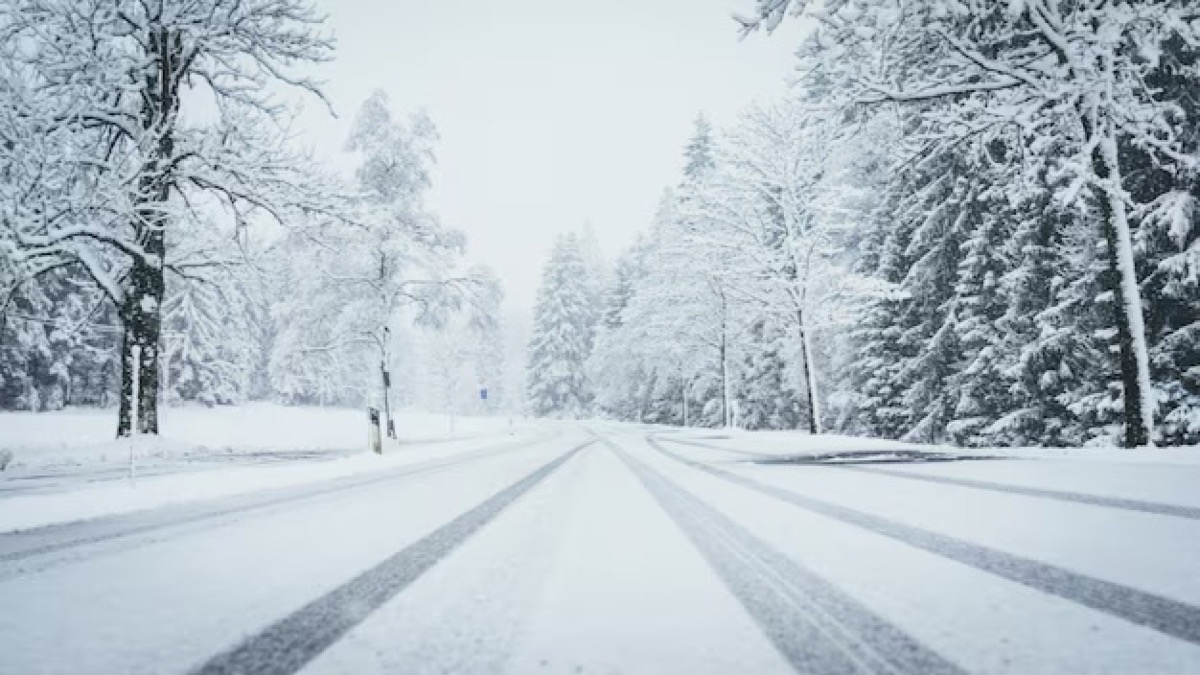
[0,405,535,531]
[0,403,523,471]
[2,421,1199,673]
[656,426,1200,464]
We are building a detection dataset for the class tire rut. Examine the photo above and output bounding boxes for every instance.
[844,465,1200,521]
[668,436,1200,521]
[608,438,964,675]
[0,431,557,574]
[191,439,592,675]
[651,435,1200,647]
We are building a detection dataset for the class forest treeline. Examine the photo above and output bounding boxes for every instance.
[526,1,1200,448]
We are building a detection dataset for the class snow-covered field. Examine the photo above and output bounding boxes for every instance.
[0,405,535,531]
[0,403,522,470]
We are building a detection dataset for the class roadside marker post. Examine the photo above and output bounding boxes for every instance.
[381,327,396,440]
[128,344,140,486]
[368,407,382,455]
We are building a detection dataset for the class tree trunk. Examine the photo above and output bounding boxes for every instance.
[1094,132,1155,447]
[116,26,180,438]
[639,371,655,423]
[717,287,733,429]
[117,258,164,436]
[796,308,822,435]
[161,349,169,407]
[720,329,732,428]
[682,377,689,427]
[785,234,822,435]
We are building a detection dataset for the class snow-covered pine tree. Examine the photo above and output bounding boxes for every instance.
[843,187,915,440]
[589,238,652,421]
[576,221,608,353]
[894,173,966,443]
[945,165,1018,446]
[1125,37,1200,444]
[0,266,119,410]
[876,151,967,443]
[1041,224,1118,445]
[161,271,254,406]
[527,233,594,418]
[601,243,646,332]
[1138,191,1200,445]
[736,316,801,430]
[684,114,716,181]
[984,199,1107,446]
[677,115,739,427]
[740,0,1200,447]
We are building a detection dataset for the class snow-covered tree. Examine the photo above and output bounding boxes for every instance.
[0,0,335,435]
[588,116,741,429]
[0,266,118,410]
[945,180,1016,446]
[269,91,499,428]
[527,233,594,418]
[736,315,802,430]
[687,100,875,432]
[590,236,653,420]
[577,221,609,350]
[161,270,255,406]
[684,114,717,181]
[740,0,1200,446]
[596,191,744,428]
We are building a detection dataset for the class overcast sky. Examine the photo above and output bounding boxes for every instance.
[295,0,805,311]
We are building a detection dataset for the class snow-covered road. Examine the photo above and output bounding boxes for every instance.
[2,424,1199,674]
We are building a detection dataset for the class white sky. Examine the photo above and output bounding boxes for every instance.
[294,0,804,311]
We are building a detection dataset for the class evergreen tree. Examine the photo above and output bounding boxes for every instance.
[161,273,254,406]
[1126,37,1200,444]
[737,317,801,430]
[946,171,1017,445]
[590,240,651,420]
[0,267,118,410]
[683,114,715,181]
[740,0,1200,447]
[526,233,594,417]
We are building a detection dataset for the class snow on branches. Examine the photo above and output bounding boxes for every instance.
[738,0,1200,446]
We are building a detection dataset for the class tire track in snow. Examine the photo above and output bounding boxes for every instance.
[662,436,770,459]
[670,436,1200,521]
[190,439,592,675]
[843,466,1200,521]
[606,438,965,675]
[0,431,558,575]
[651,436,1200,647]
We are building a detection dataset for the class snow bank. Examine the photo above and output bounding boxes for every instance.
[0,403,521,472]
[658,428,937,457]
[655,427,1200,465]
[0,404,538,532]
[0,421,543,533]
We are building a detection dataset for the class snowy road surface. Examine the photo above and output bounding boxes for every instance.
[2,425,1199,674]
